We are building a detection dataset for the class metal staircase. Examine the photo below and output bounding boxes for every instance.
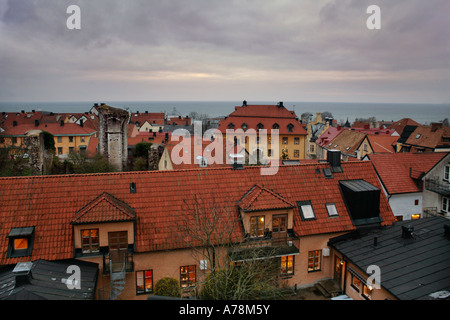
[109,250,126,300]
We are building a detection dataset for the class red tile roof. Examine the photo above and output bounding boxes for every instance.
[367,152,447,194]
[0,161,395,265]
[404,125,450,150]
[72,192,135,225]
[1,123,96,136]
[366,135,398,153]
[388,118,421,136]
[217,104,307,135]
[237,184,295,212]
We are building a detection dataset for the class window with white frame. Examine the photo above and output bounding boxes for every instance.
[444,165,450,181]
[443,197,449,213]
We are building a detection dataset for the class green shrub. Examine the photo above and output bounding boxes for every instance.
[154,277,181,298]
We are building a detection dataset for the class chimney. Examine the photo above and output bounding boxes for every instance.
[60,120,64,126]
[229,154,244,169]
[145,111,148,114]
[402,225,414,239]
[79,119,83,127]
[278,101,284,108]
[34,119,39,127]
[13,120,18,127]
[13,262,33,288]
[165,132,169,142]
[327,149,342,172]
[431,122,442,132]
[242,100,247,107]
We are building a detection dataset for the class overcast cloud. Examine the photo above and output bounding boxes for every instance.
[0,0,449,103]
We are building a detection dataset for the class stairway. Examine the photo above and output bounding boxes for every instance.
[109,251,126,300]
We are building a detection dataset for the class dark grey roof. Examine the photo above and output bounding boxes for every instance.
[330,216,450,300]
[0,259,98,300]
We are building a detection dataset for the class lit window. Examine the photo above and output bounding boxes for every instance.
[281,256,294,276]
[411,214,421,220]
[326,203,338,217]
[298,201,316,220]
[81,229,100,254]
[250,216,265,238]
[80,136,85,142]
[7,227,34,258]
[282,137,288,144]
[272,215,287,233]
[180,265,196,288]
[308,250,321,272]
[14,238,28,250]
[136,270,153,294]
[351,274,361,292]
[362,284,373,300]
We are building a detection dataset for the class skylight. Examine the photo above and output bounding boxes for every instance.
[297,201,316,220]
[326,203,338,217]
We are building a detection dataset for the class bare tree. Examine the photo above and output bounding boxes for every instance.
[172,193,287,300]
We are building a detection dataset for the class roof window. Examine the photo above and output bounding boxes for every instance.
[7,227,35,258]
[297,201,316,221]
[326,203,339,217]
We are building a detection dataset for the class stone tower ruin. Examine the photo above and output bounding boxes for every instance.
[97,104,129,171]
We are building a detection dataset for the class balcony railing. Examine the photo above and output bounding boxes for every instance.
[229,233,299,262]
[423,207,449,218]
[425,179,450,196]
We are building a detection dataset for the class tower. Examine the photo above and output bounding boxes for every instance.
[97,104,129,171]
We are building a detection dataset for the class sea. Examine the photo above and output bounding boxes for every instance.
[0,101,448,125]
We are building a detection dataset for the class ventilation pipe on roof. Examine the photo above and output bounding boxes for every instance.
[402,225,414,239]
[444,224,450,239]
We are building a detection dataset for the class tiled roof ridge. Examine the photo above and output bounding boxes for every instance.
[0,161,366,181]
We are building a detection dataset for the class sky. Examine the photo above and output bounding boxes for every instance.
[0,0,449,104]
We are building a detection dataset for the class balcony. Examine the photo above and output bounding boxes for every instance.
[229,233,299,262]
[425,179,450,196]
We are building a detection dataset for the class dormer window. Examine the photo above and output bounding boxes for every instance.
[241,123,248,131]
[228,123,235,130]
[257,123,264,130]
[272,123,279,130]
[287,123,294,133]
[7,227,35,258]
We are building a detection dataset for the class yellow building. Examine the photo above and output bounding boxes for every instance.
[0,122,97,157]
[217,103,307,162]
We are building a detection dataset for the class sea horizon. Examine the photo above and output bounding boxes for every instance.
[0,100,448,125]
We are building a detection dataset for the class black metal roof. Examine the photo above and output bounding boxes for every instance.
[330,216,450,300]
[0,259,98,300]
